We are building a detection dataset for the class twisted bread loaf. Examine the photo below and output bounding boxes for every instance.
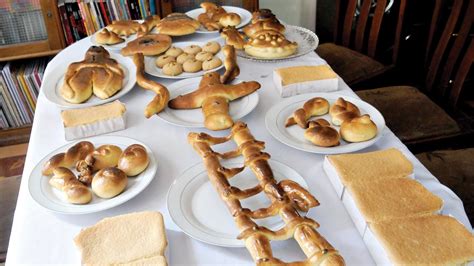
[286,97,330,128]
[304,119,340,147]
[49,167,92,204]
[221,45,240,84]
[133,53,170,118]
[117,144,149,176]
[42,141,94,176]
[340,114,377,142]
[329,97,360,125]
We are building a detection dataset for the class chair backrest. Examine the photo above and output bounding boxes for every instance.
[333,0,407,64]
[424,0,473,108]
[157,0,258,17]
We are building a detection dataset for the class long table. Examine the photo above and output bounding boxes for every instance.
[6,32,472,265]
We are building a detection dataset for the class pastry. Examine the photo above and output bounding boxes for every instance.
[107,20,142,36]
[183,44,202,55]
[86,144,123,172]
[251,9,277,23]
[162,61,183,76]
[117,144,149,176]
[220,26,246,50]
[219,12,241,27]
[304,119,340,147]
[76,155,94,186]
[49,167,92,204]
[169,72,260,130]
[155,13,200,36]
[202,41,221,54]
[340,114,377,142]
[139,15,161,33]
[42,141,95,176]
[121,34,172,56]
[61,46,124,103]
[188,122,345,265]
[243,20,285,38]
[220,45,239,83]
[155,55,176,68]
[182,59,202,73]
[202,56,222,71]
[91,167,128,198]
[285,97,330,128]
[165,46,183,57]
[197,2,227,31]
[195,51,213,61]
[133,53,170,118]
[176,53,195,64]
[329,97,361,125]
[95,28,124,45]
[244,31,298,59]
[74,211,168,265]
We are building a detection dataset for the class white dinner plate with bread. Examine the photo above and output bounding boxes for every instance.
[265,93,385,154]
[42,52,137,109]
[158,77,259,128]
[144,41,225,79]
[90,31,136,51]
[186,6,252,33]
[28,135,157,215]
[167,158,308,247]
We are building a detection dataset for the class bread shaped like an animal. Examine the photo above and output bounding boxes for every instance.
[304,119,340,147]
[285,97,330,128]
[329,97,361,125]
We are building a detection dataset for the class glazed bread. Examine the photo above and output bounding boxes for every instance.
[42,141,94,176]
[91,167,128,198]
[340,114,377,142]
[244,31,297,59]
[107,20,142,36]
[140,15,161,33]
[156,13,200,36]
[304,119,340,147]
[88,144,123,171]
[220,26,246,50]
[121,34,171,56]
[285,97,330,128]
[219,12,241,27]
[329,97,361,125]
[220,45,240,84]
[117,144,149,176]
[49,167,92,204]
[243,20,285,38]
[95,28,124,45]
[74,211,168,265]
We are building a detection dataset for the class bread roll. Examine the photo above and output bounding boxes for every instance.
[304,119,340,147]
[219,12,241,27]
[340,115,377,142]
[89,144,123,171]
[42,141,94,176]
[92,167,128,198]
[49,167,92,204]
[329,97,361,125]
[285,97,330,128]
[117,144,149,176]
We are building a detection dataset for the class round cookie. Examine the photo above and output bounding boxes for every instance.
[162,62,183,76]
[202,41,221,54]
[183,59,202,73]
[202,56,222,71]
[155,55,176,68]
[177,53,195,64]
[165,46,183,57]
[195,51,213,62]
[183,44,202,55]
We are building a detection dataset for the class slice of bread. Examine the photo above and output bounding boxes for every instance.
[74,211,167,265]
[348,177,443,222]
[370,215,474,265]
[118,255,167,266]
[328,148,413,185]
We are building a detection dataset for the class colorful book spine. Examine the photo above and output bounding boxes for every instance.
[58,0,75,45]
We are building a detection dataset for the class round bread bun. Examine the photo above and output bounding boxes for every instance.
[304,119,340,147]
[165,46,184,57]
[117,144,149,176]
[183,59,202,73]
[90,144,123,171]
[183,45,202,55]
[340,115,378,142]
[155,55,176,68]
[195,51,213,61]
[202,56,222,70]
[162,61,183,76]
[219,12,241,27]
[202,41,221,54]
[176,53,195,64]
[92,167,128,198]
[121,34,172,56]
[244,32,297,59]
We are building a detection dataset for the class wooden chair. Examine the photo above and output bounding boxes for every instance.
[316,0,407,86]
[157,0,259,17]
[356,0,473,147]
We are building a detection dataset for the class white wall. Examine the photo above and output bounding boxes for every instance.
[259,0,317,32]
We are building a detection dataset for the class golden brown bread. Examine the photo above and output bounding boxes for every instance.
[107,20,142,36]
[168,72,260,130]
[117,144,149,176]
[139,15,161,34]
[187,122,344,265]
[121,34,171,56]
[42,141,94,176]
[87,144,123,172]
[251,9,277,23]
[244,31,297,59]
[340,114,377,142]
[49,167,92,204]
[133,53,170,118]
[197,2,229,30]
[61,46,124,103]
[285,97,330,128]
[329,97,361,125]
[95,28,124,45]
[91,167,128,198]
[243,20,285,38]
[155,13,200,36]
[304,119,340,147]
[220,26,246,50]
[220,45,240,84]
[219,12,241,27]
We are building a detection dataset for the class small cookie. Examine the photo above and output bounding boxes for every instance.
[195,51,213,62]
[176,53,195,64]
[165,46,183,57]
[202,41,221,54]
[202,56,222,71]
[155,55,176,68]
[183,45,202,55]
[183,59,202,73]
[162,62,183,76]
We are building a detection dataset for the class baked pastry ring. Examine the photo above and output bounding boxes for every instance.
[244,31,297,59]
[286,97,330,128]
[95,28,124,45]
[340,114,377,142]
[156,13,200,36]
[107,20,142,36]
[329,97,361,125]
[121,34,172,56]
[304,119,340,147]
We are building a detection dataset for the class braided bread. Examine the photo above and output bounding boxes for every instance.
[221,45,240,84]
[304,119,340,147]
[188,122,344,265]
[340,114,377,142]
[42,141,94,176]
[49,167,92,204]
[329,97,360,126]
[133,53,170,118]
[286,97,330,128]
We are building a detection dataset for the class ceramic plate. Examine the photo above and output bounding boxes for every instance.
[186,6,252,33]
[157,77,259,128]
[265,93,385,154]
[28,136,157,215]
[237,25,319,62]
[42,53,136,109]
[144,41,225,79]
[167,158,308,247]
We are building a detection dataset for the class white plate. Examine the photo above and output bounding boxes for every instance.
[237,25,319,62]
[144,41,225,79]
[28,136,157,215]
[186,6,252,33]
[167,158,309,247]
[42,52,137,109]
[265,93,385,154]
[158,77,259,128]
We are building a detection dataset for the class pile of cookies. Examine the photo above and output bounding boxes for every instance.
[155,41,223,76]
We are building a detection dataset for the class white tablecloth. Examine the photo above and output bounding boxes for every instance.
[6,32,472,265]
